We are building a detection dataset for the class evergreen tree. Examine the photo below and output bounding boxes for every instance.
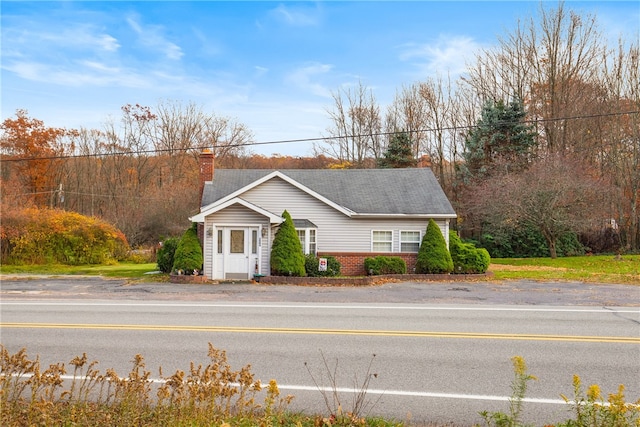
[377,131,417,168]
[415,219,453,274]
[172,223,203,274]
[270,210,306,276]
[463,97,536,180]
[157,236,179,273]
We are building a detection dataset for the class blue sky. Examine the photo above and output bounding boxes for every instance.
[2,1,638,156]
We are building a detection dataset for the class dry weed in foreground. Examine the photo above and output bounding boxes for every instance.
[304,350,383,426]
[0,343,293,426]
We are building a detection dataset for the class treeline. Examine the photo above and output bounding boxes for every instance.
[0,105,344,247]
[1,3,638,256]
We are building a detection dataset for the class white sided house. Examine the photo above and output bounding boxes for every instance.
[190,152,457,280]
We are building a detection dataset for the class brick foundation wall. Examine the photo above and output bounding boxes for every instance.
[259,272,493,285]
[169,274,209,284]
[318,252,418,276]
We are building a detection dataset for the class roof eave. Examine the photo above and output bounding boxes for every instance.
[350,213,457,219]
[190,197,284,224]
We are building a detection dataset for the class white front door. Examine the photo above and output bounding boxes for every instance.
[225,228,250,279]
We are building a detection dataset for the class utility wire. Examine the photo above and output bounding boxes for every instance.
[1,109,638,163]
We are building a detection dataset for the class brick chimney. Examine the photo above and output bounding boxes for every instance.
[199,149,214,202]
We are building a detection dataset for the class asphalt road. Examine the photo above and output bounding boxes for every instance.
[1,276,639,425]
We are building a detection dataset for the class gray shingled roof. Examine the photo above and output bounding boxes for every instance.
[201,168,456,216]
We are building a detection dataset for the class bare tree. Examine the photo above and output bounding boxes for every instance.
[600,40,640,251]
[464,2,605,154]
[318,81,382,168]
[148,100,252,183]
[386,83,430,159]
[419,76,455,187]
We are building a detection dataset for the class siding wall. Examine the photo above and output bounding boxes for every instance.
[203,176,452,278]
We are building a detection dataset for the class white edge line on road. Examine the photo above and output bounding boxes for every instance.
[1,301,638,313]
[12,374,568,406]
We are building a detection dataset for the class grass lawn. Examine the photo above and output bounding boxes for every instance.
[490,254,640,284]
[1,255,638,284]
[0,262,162,279]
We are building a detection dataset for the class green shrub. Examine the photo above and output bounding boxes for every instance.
[157,237,179,273]
[450,231,490,274]
[479,226,585,258]
[305,254,341,277]
[270,210,306,276]
[364,256,407,275]
[415,219,453,274]
[172,224,203,275]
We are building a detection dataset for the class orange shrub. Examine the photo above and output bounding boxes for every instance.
[0,207,129,265]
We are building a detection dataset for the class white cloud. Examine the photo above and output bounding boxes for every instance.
[2,61,46,82]
[399,35,483,77]
[3,59,148,88]
[254,66,269,77]
[3,26,120,55]
[126,14,184,60]
[98,34,120,52]
[286,63,333,98]
[269,4,321,27]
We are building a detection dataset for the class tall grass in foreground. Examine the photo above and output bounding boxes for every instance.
[1,345,638,426]
[0,344,400,427]
[478,356,640,427]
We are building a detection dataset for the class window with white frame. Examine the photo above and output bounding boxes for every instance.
[400,231,421,252]
[308,229,316,254]
[297,228,317,255]
[251,230,258,254]
[372,230,393,252]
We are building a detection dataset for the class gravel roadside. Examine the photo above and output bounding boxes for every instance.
[1,275,638,306]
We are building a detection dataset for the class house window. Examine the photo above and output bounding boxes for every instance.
[217,230,223,254]
[372,230,393,252]
[252,230,258,254]
[297,228,317,255]
[308,229,316,254]
[400,231,421,252]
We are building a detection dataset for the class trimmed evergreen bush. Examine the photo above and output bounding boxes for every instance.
[449,231,490,274]
[415,219,454,274]
[304,254,341,277]
[157,236,179,273]
[270,210,306,276]
[364,256,407,275]
[172,224,203,275]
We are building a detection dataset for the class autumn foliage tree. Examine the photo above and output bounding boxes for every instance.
[1,110,75,208]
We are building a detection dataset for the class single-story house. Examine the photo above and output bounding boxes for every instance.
[190,151,456,280]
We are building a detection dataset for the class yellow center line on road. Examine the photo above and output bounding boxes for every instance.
[1,322,639,344]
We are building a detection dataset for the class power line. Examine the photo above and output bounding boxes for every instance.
[0,109,638,163]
